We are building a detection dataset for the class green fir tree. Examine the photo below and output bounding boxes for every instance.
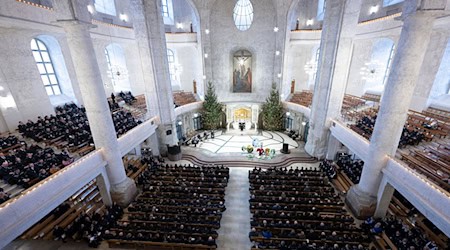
[261,84,284,131]
[202,82,223,130]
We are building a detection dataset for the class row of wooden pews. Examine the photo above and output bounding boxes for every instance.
[19,155,148,246]
[341,94,366,113]
[106,163,229,249]
[289,90,313,107]
[249,166,372,249]
[21,179,104,240]
[361,93,381,103]
[400,142,450,192]
[321,156,449,249]
[173,91,198,107]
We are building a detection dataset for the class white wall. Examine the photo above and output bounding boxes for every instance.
[166,41,202,93]
[0,27,55,130]
[209,0,277,103]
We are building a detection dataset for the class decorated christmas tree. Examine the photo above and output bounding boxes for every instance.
[202,81,223,129]
[261,84,284,130]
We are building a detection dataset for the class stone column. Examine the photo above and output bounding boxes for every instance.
[346,0,447,218]
[325,134,341,160]
[305,0,361,159]
[130,0,161,118]
[374,176,395,218]
[52,0,136,206]
[130,0,179,156]
[410,30,449,111]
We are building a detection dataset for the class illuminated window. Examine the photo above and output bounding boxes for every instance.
[167,49,176,81]
[161,0,169,17]
[161,0,174,25]
[94,0,116,16]
[382,44,395,86]
[233,0,254,31]
[31,38,61,96]
[317,0,326,21]
[383,0,403,7]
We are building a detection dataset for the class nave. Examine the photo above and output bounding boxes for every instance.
[5,150,447,250]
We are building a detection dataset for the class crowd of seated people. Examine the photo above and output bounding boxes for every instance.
[336,153,363,184]
[249,167,371,249]
[287,130,300,141]
[181,131,215,147]
[50,202,123,248]
[0,142,73,204]
[320,160,337,180]
[108,163,229,248]
[18,102,140,149]
[112,110,140,136]
[115,91,136,105]
[352,115,424,147]
[0,135,23,151]
[362,216,441,250]
[18,103,91,146]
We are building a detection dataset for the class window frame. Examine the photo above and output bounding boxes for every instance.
[94,0,117,16]
[382,44,395,86]
[383,0,404,7]
[317,0,326,21]
[233,0,254,31]
[31,38,62,96]
[167,49,176,81]
[161,0,174,25]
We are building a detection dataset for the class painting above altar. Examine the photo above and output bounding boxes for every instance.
[233,50,252,93]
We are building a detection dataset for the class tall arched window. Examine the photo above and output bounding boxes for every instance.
[382,44,395,86]
[317,0,326,21]
[161,0,174,25]
[167,49,176,81]
[31,38,61,96]
[383,0,403,7]
[161,0,170,17]
[94,0,116,16]
[233,0,254,31]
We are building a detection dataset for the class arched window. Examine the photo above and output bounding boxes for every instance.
[317,0,326,21]
[382,44,395,86]
[161,0,174,25]
[161,0,170,17]
[383,0,403,7]
[31,38,61,96]
[313,47,320,82]
[233,0,254,31]
[167,49,176,81]
[94,0,116,16]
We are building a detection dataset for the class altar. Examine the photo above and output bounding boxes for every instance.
[225,103,260,132]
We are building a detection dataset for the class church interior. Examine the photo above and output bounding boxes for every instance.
[0,0,449,249]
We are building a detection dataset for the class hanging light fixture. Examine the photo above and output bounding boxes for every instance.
[304,59,318,75]
[360,60,384,81]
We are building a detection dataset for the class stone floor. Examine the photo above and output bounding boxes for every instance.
[188,130,299,154]
[216,167,253,250]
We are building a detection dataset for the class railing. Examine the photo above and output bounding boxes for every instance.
[358,12,402,26]
[282,101,311,118]
[329,119,370,162]
[0,150,108,248]
[174,101,204,117]
[16,0,53,10]
[117,116,159,156]
[382,158,450,237]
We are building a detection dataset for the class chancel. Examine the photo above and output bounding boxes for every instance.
[0,0,449,249]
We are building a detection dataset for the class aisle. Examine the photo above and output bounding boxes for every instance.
[216,167,253,250]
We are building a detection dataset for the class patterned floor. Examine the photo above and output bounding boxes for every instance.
[189,130,299,154]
